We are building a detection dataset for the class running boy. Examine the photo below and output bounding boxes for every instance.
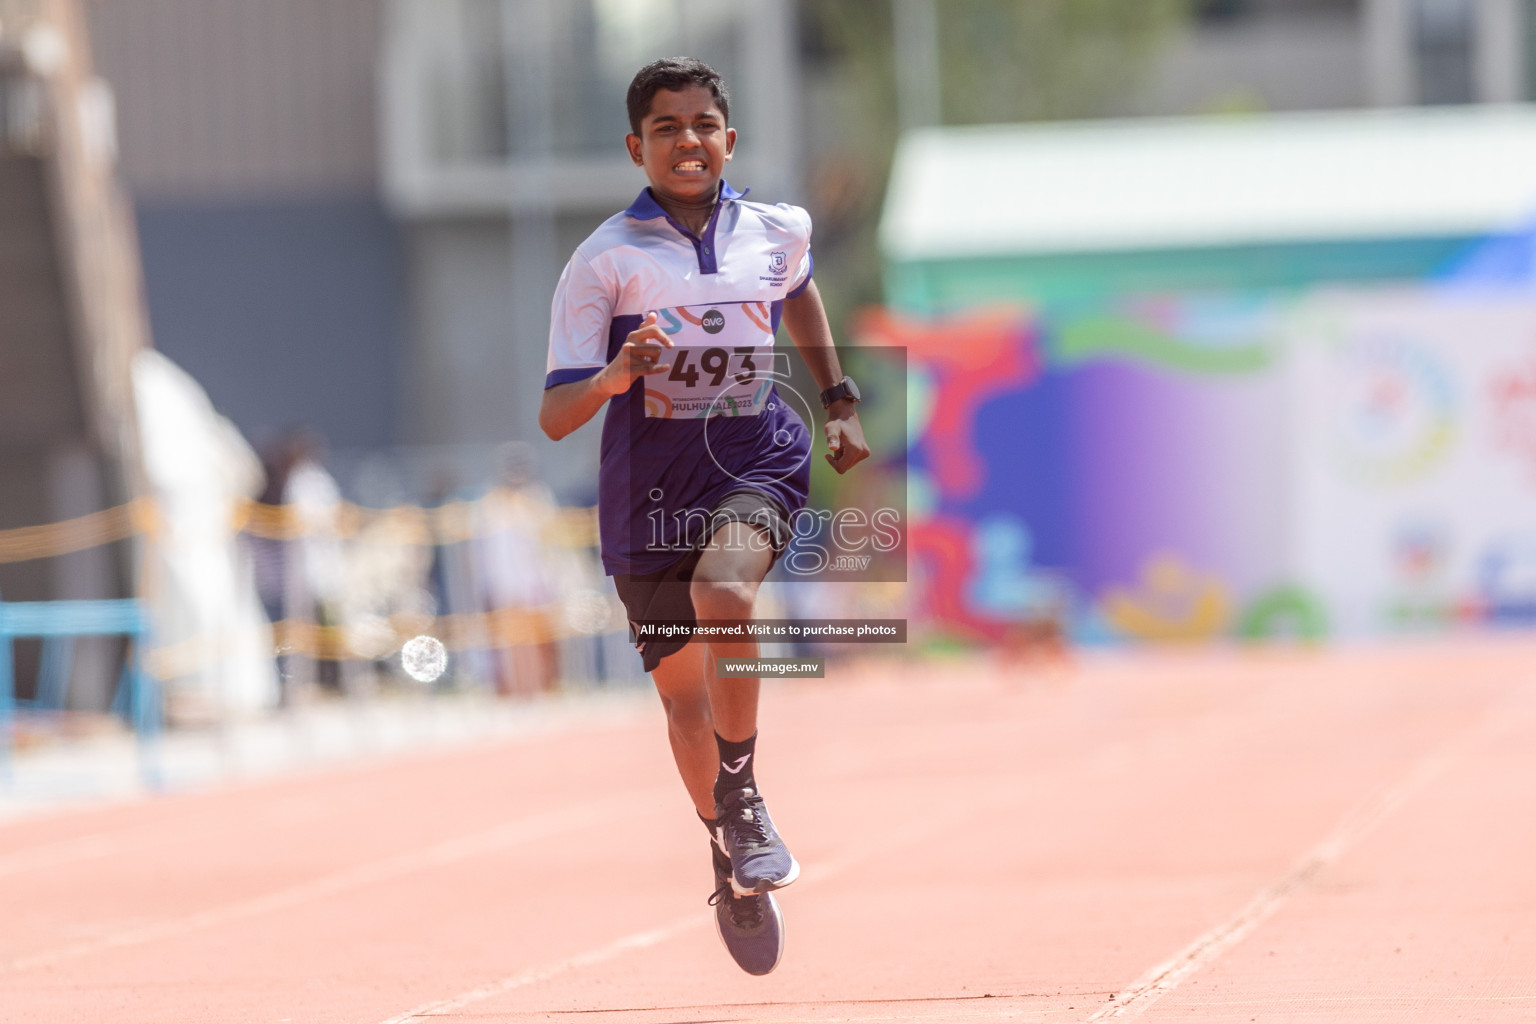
[539,57,868,976]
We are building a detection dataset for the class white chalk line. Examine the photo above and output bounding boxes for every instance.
[375,801,980,1023]
[375,720,1226,1024]
[4,788,670,973]
[1,685,1136,986]
[1085,695,1531,1022]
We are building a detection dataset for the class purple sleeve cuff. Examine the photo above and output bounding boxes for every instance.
[545,366,603,390]
[786,251,814,299]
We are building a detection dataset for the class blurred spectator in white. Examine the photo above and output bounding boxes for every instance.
[133,350,278,721]
[337,503,435,691]
[476,443,559,695]
[251,428,346,702]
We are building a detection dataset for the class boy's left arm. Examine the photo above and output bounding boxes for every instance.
[781,279,871,474]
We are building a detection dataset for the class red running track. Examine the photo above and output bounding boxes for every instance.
[2,641,1535,1023]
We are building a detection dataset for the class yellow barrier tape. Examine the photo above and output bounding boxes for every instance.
[0,494,600,562]
[0,499,150,563]
[1,495,607,681]
[143,606,575,680]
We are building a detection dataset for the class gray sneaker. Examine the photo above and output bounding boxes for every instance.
[714,785,801,895]
[709,848,785,975]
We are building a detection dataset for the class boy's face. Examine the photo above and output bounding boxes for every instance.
[625,85,735,202]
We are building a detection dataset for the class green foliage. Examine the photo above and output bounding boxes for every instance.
[937,0,1190,124]
[806,0,1190,126]
[796,0,1192,331]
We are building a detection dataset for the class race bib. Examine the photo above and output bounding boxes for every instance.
[642,301,787,419]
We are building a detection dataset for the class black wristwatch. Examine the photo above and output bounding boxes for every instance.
[820,375,861,409]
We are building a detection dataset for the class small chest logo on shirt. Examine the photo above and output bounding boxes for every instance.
[761,250,790,287]
[701,309,726,334]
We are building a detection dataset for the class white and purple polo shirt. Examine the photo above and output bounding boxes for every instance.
[545,181,815,575]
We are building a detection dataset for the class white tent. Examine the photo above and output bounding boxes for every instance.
[882,105,1536,261]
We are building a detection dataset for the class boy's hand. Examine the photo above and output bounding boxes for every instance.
[823,401,870,474]
[597,311,674,395]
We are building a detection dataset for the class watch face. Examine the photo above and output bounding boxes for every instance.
[822,376,860,408]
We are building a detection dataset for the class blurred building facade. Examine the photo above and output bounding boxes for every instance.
[1145,0,1535,113]
[0,0,154,701]
[79,0,800,504]
[83,0,403,459]
[1161,0,1536,111]
[65,0,1536,499]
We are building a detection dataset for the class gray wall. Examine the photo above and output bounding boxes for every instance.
[401,210,610,504]
[86,0,407,455]
[134,197,406,452]
[1131,5,1367,114]
[84,0,381,201]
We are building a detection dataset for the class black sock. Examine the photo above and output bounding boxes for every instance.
[713,732,758,806]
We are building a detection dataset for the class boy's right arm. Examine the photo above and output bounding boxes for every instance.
[539,312,675,441]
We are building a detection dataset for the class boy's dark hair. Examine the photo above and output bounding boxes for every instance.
[626,57,730,136]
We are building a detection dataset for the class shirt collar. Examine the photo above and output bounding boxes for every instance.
[624,180,747,220]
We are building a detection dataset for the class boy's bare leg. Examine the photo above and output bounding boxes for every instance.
[690,519,797,894]
[649,521,774,816]
[691,521,774,740]
[650,642,717,820]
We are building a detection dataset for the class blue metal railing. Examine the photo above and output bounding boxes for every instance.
[0,595,160,788]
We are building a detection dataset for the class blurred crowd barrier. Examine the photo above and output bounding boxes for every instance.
[0,485,644,727]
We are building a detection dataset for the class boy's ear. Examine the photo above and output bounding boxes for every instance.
[724,126,736,160]
[625,132,644,166]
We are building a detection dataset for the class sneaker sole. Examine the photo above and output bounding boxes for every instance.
[731,855,800,897]
[714,890,785,976]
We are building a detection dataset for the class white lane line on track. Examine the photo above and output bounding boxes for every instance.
[376,914,702,1024]
[376,728,1186,1024]
[375,802,978,1023]
[1086,696,1531,1022]
[3,789,670,974]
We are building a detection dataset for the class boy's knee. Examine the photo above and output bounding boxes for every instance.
[658,689,711,729]
[690,577,756,620]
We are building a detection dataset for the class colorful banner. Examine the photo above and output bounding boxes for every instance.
[866,289,1536,643]
[1288,292,1536,635]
